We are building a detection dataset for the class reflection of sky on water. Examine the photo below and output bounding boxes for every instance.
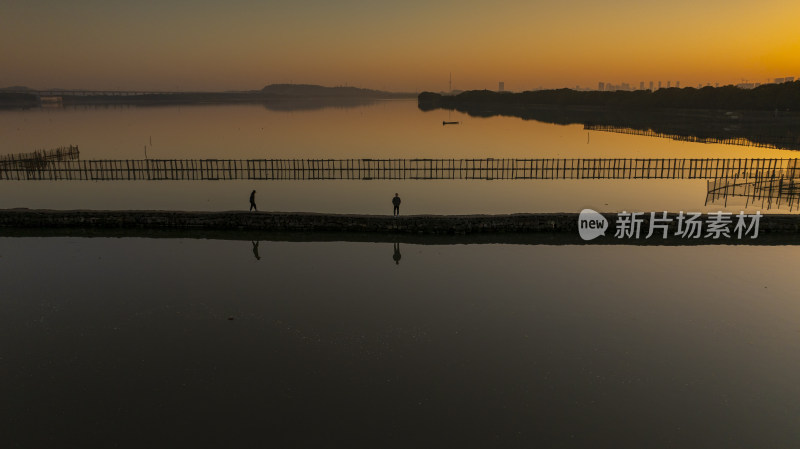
[3,101,795,160]
[1,100,799,213]
[0,178,787,214]
[2,237,799,447]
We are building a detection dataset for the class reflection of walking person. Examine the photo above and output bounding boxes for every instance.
[393,242,401,265]
[249,190,257,211]
[252,241,261,260]
[392,193,401,216]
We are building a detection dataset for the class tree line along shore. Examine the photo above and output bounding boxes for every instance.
[419,81,800,111]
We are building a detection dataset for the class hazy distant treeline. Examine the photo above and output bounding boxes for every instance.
[0,92,39,108]
[419,81,800,111]
[0,84,414,109]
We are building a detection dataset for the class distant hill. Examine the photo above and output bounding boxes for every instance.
[261,84,410,98]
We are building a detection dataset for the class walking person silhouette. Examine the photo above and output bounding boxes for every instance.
[249,190,257,211]
[392,193,401,216]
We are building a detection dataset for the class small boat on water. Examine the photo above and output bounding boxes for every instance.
[442,121,460,125]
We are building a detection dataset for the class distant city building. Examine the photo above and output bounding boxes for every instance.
[676,81,680,88]
[775,78,784,84]
[667,81,671,88]
[649,81,654,91]
[640,81,644,90]
[786,76,795,82]
[601,82,639,92]
[498,81,504,92]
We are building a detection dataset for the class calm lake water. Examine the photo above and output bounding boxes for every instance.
[3,102,800,447]
[1,100,798,213]
[1,236,799,448]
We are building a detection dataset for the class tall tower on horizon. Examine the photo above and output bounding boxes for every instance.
[449,72,452,93]
[498,81,504,92]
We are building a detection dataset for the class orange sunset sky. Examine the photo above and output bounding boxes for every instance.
[2,0,799,92]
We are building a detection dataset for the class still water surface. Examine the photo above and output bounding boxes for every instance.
[4,101,798,446]
[2,101,797,213]
[1,237,799,447]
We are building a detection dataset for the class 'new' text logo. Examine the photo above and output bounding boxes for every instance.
[578,209,608,241]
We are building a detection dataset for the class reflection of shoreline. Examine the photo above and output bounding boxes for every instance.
[3,226,800,246]
[419,100,800,152]
[262,97,381,111]
[2,209,800,236]
[584,124,800,151]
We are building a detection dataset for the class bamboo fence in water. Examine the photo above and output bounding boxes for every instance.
[2,157,799,181]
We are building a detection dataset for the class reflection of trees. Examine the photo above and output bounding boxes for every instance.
[447,104,800,151]
[583,124,800,151]
[0,92,39,109]
[262,97,379,112]
[418,85,800,151]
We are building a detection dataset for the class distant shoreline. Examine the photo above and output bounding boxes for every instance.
[0,84,416,109]
[419,81,800,112]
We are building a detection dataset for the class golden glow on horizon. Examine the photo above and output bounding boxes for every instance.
[2,0,799,91]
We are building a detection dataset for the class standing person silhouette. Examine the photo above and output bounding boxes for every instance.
[392,193,401,216]
[249,190,257,211]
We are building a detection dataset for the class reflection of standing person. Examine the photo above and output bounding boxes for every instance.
[252,241,261,260]
[392,193,401,216]
[249,190,257,211]
[393,242,401,265]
